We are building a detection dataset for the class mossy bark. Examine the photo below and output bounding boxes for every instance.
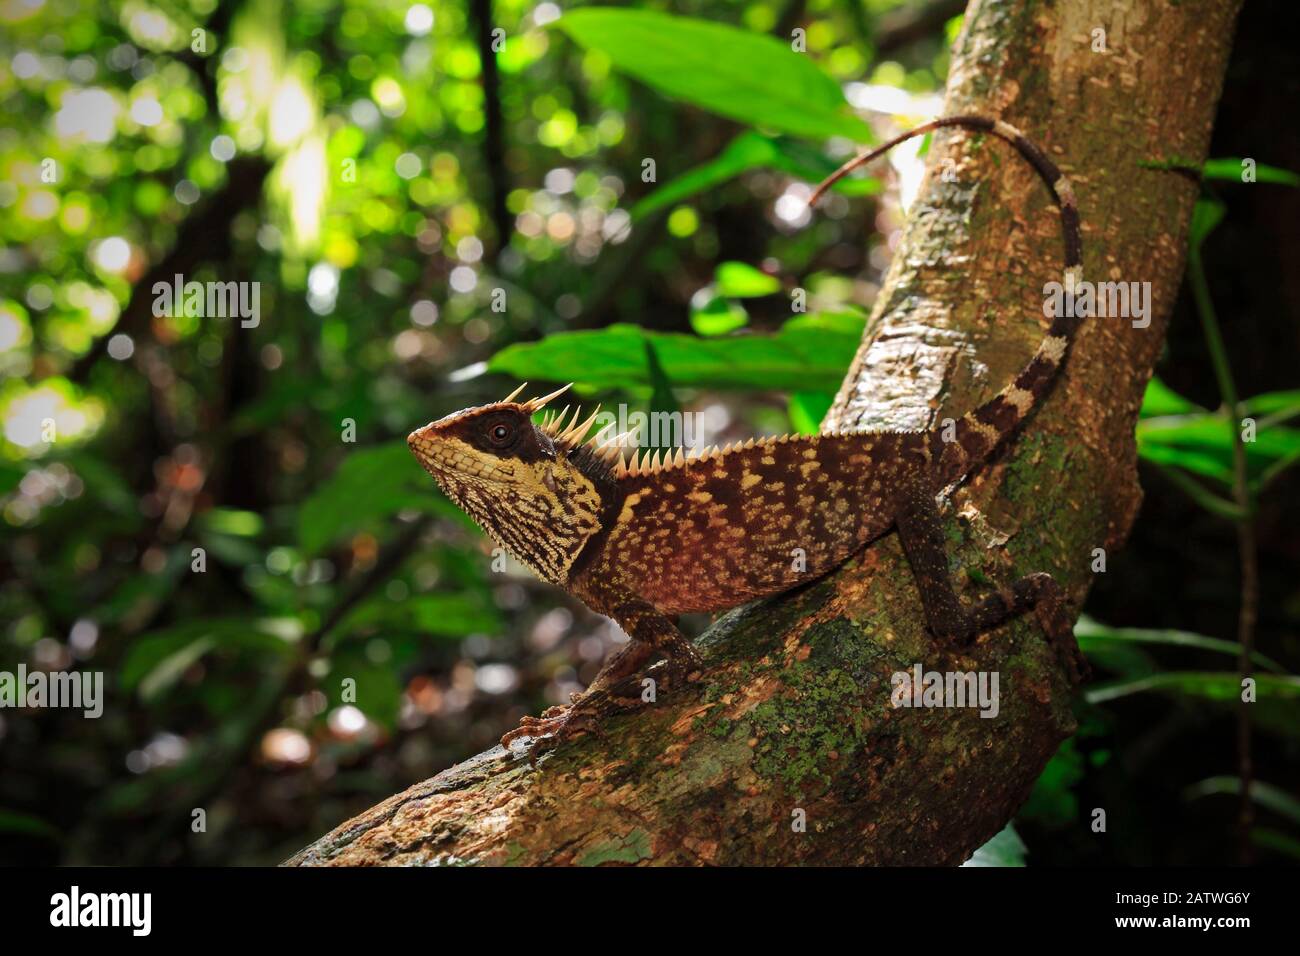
[287,0,1242,867]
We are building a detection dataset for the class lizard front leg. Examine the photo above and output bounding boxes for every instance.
[895,471,1090,685]
[500,580,704,762]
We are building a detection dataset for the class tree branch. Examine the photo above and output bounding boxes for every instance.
[287,0,1242,867]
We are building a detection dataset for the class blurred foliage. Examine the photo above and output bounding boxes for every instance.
[0,0,1296,867]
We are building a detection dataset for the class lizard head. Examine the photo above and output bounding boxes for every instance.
[407,383,613,582]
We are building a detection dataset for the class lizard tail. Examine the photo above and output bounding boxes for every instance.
[810,115,1083,486]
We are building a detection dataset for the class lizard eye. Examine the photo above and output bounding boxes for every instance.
[487,422,513,446]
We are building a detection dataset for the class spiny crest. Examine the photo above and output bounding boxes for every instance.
[498,383,896,481]
[614,433,803,479]
[539,403,607,449]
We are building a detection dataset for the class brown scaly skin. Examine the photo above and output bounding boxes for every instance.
[409,116,1090,763]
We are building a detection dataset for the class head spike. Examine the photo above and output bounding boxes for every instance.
[673,447,686,467]
[563,406,602,445]
[523,383,574,413]
[546,405,572,435]
[501,382,528,404]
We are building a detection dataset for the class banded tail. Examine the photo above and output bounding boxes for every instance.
[810,115,1084,485]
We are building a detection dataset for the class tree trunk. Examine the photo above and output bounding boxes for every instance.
[286,0,1241,867]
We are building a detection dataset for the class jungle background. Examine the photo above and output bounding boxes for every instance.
[1,0,1297,866]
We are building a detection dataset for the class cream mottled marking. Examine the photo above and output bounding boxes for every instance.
[1039,334,1069,363]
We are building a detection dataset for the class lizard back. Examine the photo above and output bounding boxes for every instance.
[576,431,922,615]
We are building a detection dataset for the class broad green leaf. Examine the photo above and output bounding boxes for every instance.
[1075,615,1284,673]
[961,824,1026,867]
[1139,377,1202,418]
[689,294,749,336]
[1137,413,1300,483]
[555,10,871,141]
[1138,442,1235,485]
[488,313,866,393]
[298,441,456,554]
[788,391,834,435]
[644,341,680,419]
[1245,389,1300,420]
[631,132,880,221]
[714,261,780,298]
[1202,158,1300,188]
[631,132,777,221]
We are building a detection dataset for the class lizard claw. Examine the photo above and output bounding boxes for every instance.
[1034,601,1091,687]
[499,698,607,766]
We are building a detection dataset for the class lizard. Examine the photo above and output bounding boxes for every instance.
[407,115,1090,761]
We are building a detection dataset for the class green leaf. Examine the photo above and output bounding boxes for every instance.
[337,593,501,640]
[961,823,1026,867]
[1139,377,1202,418]
[631,132,776,221]
[788,391,833,435]
[198,508,264,537]
[555,10,870,141]
[488,313,866,394]
[299,441,455,554]
[1086,672,1300,705]
[1252,828,1300,861]
[1183,776,1300,825]
[1137,412,1300,484]
[1020,740,1084,827]
[689,294,749,336]
[1202,158,1300,188]
[329,648,403,730]
[1189,197,1226,252]
[1074,615,1285,673]
[644,340,680,419]
[631,132,881,221]
[122,618,299,698]
[0,809,61,841]
[714,261,780,298]
[1245,389,1300,420]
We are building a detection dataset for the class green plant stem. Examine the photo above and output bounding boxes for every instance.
[1152,462,1247,520]
[1188,244,1258,866]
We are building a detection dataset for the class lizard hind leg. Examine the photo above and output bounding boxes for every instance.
[499,585,704,764]
[895,476,1090,685]
[500,640,655,764]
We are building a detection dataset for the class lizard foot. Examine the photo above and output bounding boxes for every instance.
[658,646,705,689]
[499,691,620,766]
[1033,592,1091,687]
